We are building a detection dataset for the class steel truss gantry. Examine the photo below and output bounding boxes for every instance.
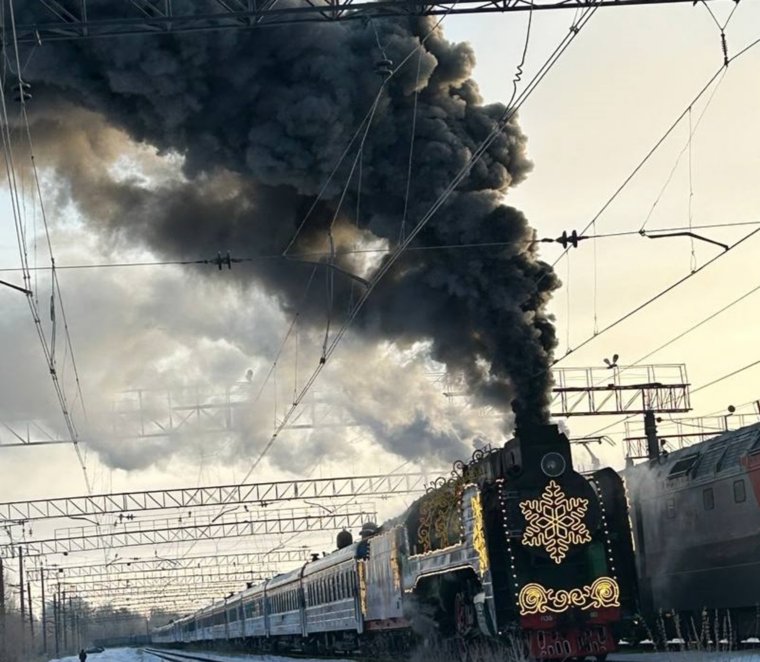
[0,472,425,522]
[34,549,312,579]
[4,365,691,447]
[11,0,723,44]
[105,364,692,441]
[34,569,274,590]
[57,573,263,593]
[624,412,760,455]
[66,583,245,601]
[5,509,376,556]
[95,598,226,613]
[551,364,691,416]
[440,364,691,417]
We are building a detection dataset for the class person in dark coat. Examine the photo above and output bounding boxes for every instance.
[79,649,87,662]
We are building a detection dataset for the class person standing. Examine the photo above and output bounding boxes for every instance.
[79,649,87,662]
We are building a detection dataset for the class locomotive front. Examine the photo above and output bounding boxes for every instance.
[475,424,637,659]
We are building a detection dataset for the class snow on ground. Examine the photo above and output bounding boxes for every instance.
[47,646,760,662]
[147,649,345,662]
[48,649,153,662]
[610,652,760,662]
[48,647,346,662]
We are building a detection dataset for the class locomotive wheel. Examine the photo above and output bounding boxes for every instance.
[454,590,477,638]
[453,634,470,662]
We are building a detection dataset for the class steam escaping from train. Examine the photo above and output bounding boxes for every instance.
[23,12,559,430]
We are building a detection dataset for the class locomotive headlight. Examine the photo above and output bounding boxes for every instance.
[540,452,566,478]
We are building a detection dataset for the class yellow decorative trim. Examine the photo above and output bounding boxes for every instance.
[519,480,591,564]
[518,577,620,616]
[417,482,463,553]
[390,540,402,591]
[408,541,464,559]
[470,493,489,577]
[357,560,368,616]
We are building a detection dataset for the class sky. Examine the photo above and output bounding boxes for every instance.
[1,0,759,615]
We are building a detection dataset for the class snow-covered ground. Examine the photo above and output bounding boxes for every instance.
[610,653,760,662]
[48,647,345,662]
[47,646,760,662]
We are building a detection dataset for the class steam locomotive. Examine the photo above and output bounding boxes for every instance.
[625,422,760,641]
[152,424,638,659]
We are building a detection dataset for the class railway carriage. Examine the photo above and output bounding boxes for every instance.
[303,542,364,643]
[265,567,304,638]
[240,582,267,639]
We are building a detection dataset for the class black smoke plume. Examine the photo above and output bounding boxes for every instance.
[22,6,559,431]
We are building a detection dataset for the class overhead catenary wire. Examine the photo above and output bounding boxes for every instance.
[0,1,93,496]
[692,359,760,396]
[553,225,760,366]
[542,33,760,289]
[4,220,759,274]
[281,9,458,257]
[235,4,600,487]
[638,67,727,235]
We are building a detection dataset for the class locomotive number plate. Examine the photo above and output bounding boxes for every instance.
[529,625,613,659]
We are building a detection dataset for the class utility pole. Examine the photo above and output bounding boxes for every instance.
[644,410,660,460]
[0,556,5,658]
[28,578,34,641]
[19,548,25,632]
[41,570,47,654]
[54,585,60,658]
[69,594,75,650]
[62,589,67,652]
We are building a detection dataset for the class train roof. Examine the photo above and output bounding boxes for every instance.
[632,422,760,481]
[302,541,359,576]
[266,563,305,589]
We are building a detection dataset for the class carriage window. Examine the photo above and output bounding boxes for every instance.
[703,488,715,510]
[734,479,746,503]
[665,497,676,518]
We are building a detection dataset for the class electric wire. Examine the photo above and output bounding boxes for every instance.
[235,4,600,487]
[553,225,760,365]
[281,9,458,257]
[399,49,422,243]
[2,220,760,274]
[638,68,726,234]
[692,359,760,396]
[5,1,93,495]
[542,34,760,289]
[581,278,760,438]
[624,279,760,372]
[687,105,696,272]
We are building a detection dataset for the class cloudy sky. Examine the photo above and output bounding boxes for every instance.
[0,0,759,612]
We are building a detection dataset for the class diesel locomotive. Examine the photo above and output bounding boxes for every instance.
[152,424,638,659]
[625,421,760,641]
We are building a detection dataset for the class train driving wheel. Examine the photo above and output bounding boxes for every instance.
[454,590,477,638]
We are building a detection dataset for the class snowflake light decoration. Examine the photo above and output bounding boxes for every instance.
[519,480,591,564]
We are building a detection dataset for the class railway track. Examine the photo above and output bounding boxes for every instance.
[142,646,355,662]
[143,648,228,662]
